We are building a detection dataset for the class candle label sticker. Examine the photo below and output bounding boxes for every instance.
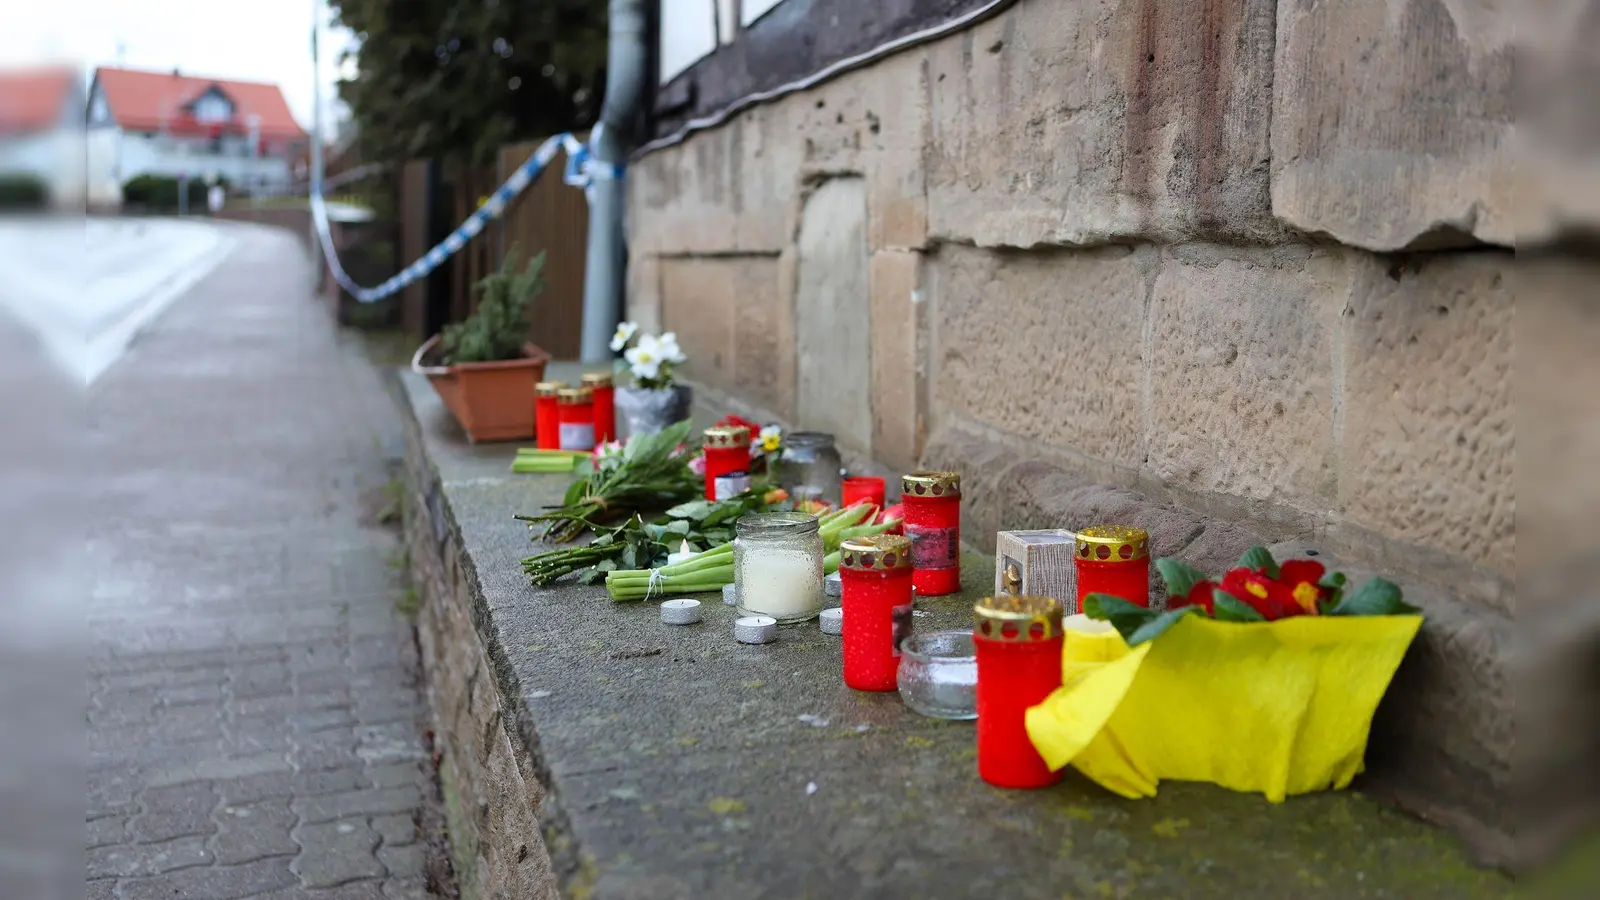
[713,470,751,501]
[892,601,915,656]
[905,524,959,569]
[558,422,595,450]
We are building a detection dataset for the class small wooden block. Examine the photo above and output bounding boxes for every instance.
[994,529,1080,614]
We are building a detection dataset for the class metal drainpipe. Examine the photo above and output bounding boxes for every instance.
[579,0,649,364]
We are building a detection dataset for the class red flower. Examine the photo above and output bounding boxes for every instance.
[1217,568,1303,620]
[1169,579,1217,615]
[718,414,762,434]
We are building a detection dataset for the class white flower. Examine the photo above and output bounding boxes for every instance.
[625,333,662,381]
[657,331,688,364]
[758,425,784,454]
[609,321,638,352]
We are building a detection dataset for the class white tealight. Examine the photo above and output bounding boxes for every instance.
[824,570,843,598]
[818,607,843,636]
[660,598,702,626]
[734,615,778,644]
[722,582,738,606]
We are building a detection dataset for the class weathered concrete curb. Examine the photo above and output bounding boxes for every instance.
[397,368,1510,898]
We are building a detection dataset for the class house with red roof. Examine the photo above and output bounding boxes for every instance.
[86,66,308,196]
[0,65,88,208]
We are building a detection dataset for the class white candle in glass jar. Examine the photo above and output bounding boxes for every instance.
[733,512,825,624]
[738,549,824,621]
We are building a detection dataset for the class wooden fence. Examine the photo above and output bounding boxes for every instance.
[395,137,590,359]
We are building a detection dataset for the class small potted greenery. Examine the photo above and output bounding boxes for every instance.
[412,249,552,442]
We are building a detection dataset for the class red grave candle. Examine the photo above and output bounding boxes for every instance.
[1074,526,1151,610]
[901,472,962,597]
[839,534,916,692]
[534,381,567,450]
[581,372,616,445]
[842,476,887,510]
[702,424,752,501]
[974,594,1065,789]
[556,387,596,451]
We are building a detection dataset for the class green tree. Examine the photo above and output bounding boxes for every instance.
[329,0,608,165]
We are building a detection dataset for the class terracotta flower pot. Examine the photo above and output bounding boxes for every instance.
[412,335,551,443]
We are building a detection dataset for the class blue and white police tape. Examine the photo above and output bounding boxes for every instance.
[311,131,623,305]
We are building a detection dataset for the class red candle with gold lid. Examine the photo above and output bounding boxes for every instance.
[974,594,1064,789]
[535,381,567,450]
[1074,525,1151,611]
[901,472,961,597]
[702,424,752,501]
[556,387,596,451]
[839,534,915,692]
[580,372,616,445]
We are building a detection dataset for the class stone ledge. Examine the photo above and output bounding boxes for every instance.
[396,369,1509,898]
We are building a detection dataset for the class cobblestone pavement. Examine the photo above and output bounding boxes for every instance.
[86,225,442,899]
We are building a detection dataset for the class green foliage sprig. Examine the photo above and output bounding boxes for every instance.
[440,248,543,364]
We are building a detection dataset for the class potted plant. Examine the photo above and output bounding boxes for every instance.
[608,321,692,436]
[412,249,552,443]
[1025,546,1422,803]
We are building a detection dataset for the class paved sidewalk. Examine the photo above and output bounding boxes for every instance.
[86,224,441,899]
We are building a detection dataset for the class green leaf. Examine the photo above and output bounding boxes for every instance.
[1126,607,1201,647]
[577,568,607,585]
[595,559,618,572]
[592,533,614,547]
[1154,557,1210,600]
[1211,590,1266,622]
[1237,546,1280,578]
[665,499,715,520]
[563,476,589,507]
[1329,577,1419,617]
[620,544,637,570]
[1083,593,1158,641]
[1319,571,1348,589]
[664,519,692,536]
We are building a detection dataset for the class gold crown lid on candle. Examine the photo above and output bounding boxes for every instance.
[702,424,751,448]
[580,372,614,388]
[973,594,1064,642]
[840,534,914,571]
[1075,525,1150,562]
[556,386,594,404]
[901,471,961,497]
[535,380,569,398]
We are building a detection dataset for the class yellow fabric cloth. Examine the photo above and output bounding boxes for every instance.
[1025,613,1422,802]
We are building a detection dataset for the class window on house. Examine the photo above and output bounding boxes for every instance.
[193,93,233,124]
[742,0,785,26]
[658,0,718,84]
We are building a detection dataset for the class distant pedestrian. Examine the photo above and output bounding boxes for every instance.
[207,183,225,214]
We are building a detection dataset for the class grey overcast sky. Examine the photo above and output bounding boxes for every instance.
[3,0,354,137]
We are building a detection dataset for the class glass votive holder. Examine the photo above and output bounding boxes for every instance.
[897,630,978,720]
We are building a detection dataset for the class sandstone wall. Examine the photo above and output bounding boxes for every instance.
[627,0,1597,865]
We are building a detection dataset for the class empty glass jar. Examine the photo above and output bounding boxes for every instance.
[897,630,978,720]
[779,432,843,508]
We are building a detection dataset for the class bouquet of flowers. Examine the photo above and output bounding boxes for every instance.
[610,322,687,389]
[1026,545,1423,803]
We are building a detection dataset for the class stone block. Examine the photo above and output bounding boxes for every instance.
[868,250,925,471]
[1336,252,1514,587]
[925,0,1280,248]
[659,258,739,392]
[625,252,662,336]
[629,130,746,255]
[730,253,794,421]
[1272,0,1514,250]
[795,177,873,452]
[931,243,1150,468]
[1146,245,1347,510]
